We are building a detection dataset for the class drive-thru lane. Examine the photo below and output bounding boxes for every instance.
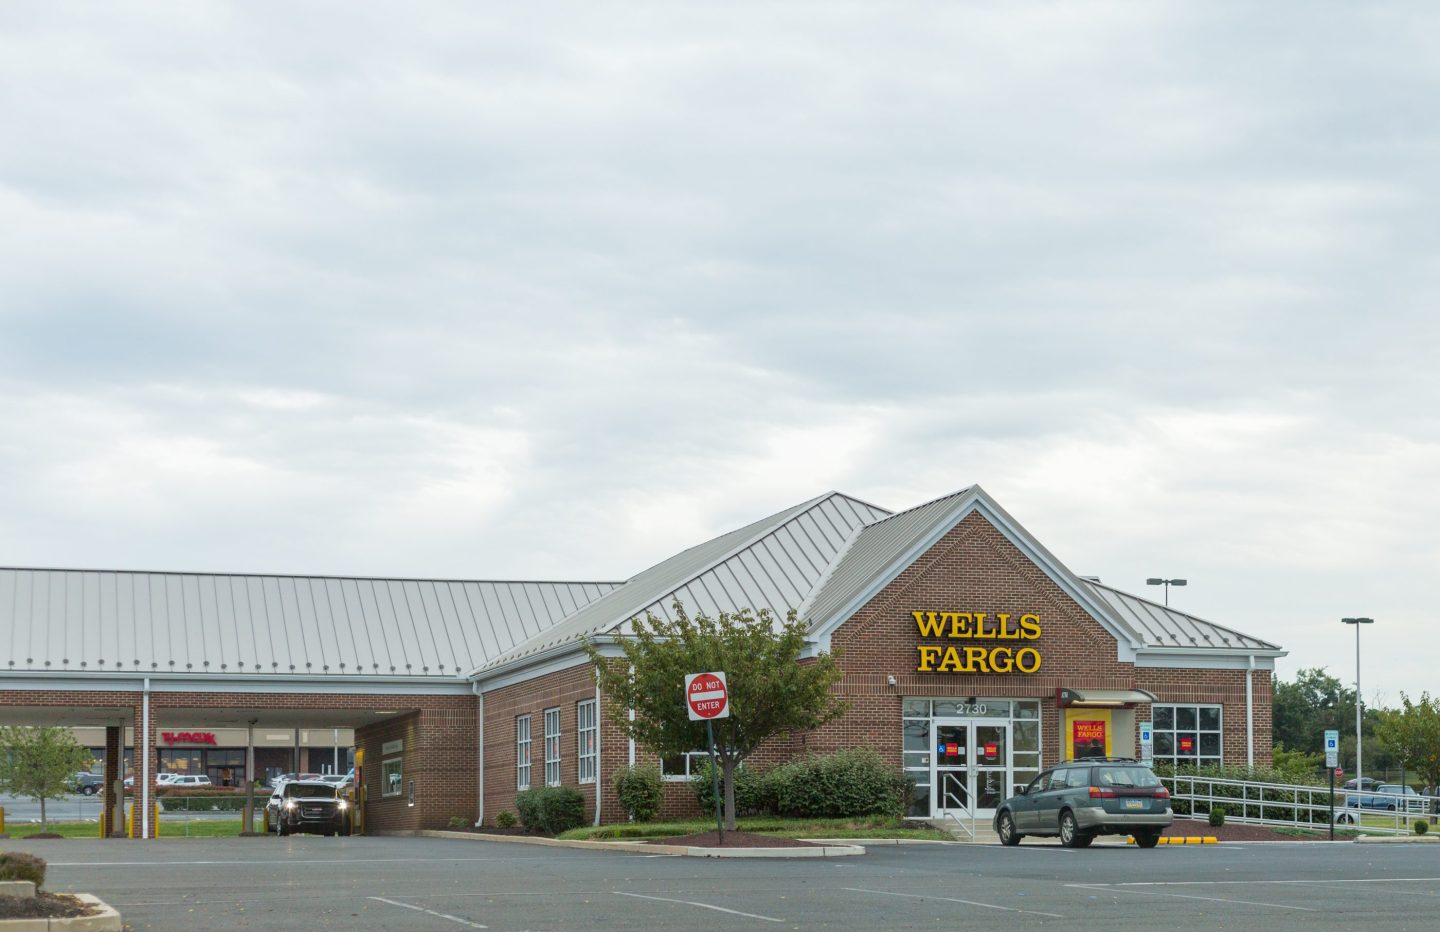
[32,835,1440,930]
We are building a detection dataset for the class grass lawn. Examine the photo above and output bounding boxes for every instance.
[5,819,259,839]
[558,816,951,842]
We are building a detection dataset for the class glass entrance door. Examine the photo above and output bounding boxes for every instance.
[931,719,1012,819]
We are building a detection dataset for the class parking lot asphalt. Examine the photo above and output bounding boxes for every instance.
[19,833,1440,930]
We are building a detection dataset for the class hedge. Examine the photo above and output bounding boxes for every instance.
[515,786,587,834]
[615,765,664,822]
[0,853,45,889]
[691,748,910,820]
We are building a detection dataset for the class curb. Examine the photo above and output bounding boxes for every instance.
[1355,834,1440,844]
[400,829,864,858]
[0,893,124,931]
[1124,835,1219,845]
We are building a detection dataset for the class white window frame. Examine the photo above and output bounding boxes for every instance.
[661,751,711,782]
[544,707,562,787]
[516,714,532,791]
[577,699,598,785]
[381,757,403,798]
[1152,703,1223,767]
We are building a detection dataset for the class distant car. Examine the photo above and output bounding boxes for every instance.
[993,759,1173,848]
[268,780,351,837]
[155,773,180,786]
[167,775,213,788]
[1343,777,1383,792]
[70,772,104,796]
[1340,785,1424,815]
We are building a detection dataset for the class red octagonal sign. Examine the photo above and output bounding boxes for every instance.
[685,671,729,721]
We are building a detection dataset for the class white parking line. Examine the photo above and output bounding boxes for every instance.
[614,891,784,922]
[1107,876,1440,887]
[1066,883,1317,912]
[368,896,487,928]
[47,855,597,868]
[842,887,1065,919]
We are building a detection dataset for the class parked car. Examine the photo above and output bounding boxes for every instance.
[318,773,352,787]
[267,780,351,837]
[1341,785,1424,813]
[993,758,1173,848]
[167,775,213,788]
[155,773,180,786]
[70,772,104,795]
[1343,777,1383,792]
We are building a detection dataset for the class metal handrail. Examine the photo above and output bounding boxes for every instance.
[1164,774,1438,836]
[940,809,976,841]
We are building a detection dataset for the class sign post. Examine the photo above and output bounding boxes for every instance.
[1139,722,1153,765]
[686,672,730,843]
[1325,729,1340,840]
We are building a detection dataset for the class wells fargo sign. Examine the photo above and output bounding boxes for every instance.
[160,731,217,745]
[912,611,1042,674]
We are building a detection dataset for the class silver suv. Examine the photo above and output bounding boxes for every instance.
[993,758,1173,848]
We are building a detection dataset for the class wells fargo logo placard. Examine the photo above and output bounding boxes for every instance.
[912,611,1042,674]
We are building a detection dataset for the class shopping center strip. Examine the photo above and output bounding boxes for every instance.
[0,485,1284,838]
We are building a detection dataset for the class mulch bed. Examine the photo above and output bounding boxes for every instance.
[648,830,819,848]
[457,826,546,837]
[1163,819,1332,842]
[0,892,97,920]
[16,833,63,840]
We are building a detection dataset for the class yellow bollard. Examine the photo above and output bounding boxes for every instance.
[0,805,6,834]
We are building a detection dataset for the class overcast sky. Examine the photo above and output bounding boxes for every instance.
[2,3,1437,706]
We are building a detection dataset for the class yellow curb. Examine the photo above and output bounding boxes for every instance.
[1185,836,1203,844]
[1157,836,1169,844]
[1203,837,1218,844]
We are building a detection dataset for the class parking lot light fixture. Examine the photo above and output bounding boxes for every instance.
[1146,577,1187,607]
[1341,617,1375,794]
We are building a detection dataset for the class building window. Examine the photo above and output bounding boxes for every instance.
[544,708,562,787]
[1152,704,1222,767]
[661,751,710,781]
[381,757,403,798]
[516,715,531,790]
[577,699,598,785]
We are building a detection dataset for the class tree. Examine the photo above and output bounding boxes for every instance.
[585,604,845,830]
[0,726,93,832]
[1375,693,1440,797]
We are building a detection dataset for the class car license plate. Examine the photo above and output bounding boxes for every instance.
[1124,800,1146,810]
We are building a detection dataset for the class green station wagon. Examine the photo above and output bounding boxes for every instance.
[992,758,1173,848]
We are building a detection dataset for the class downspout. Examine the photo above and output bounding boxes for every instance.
[1246,655,1256,767]
[593,670,603,827]
[472,682,484,828]
[141,677,151,840]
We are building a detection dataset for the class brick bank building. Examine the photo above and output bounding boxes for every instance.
[0,486,1283,836]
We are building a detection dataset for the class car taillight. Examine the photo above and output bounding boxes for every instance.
[1154,787,1170,800]
[1089,787,1116,798]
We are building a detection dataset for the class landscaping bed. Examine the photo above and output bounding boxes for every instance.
[1163,818,1343,842]
[0,892,96,921]
[647,830,818,848]
[559,817,949,842]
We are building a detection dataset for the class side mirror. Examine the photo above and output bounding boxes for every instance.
[1016,786,1028,796]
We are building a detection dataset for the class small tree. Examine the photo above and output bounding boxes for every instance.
[0,726,93,832]
[1375,693,1440,799]
[586,604,844,830]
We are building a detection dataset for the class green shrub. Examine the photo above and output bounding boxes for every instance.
[1209,806,1227,828]
[159,794,248,812]
[767,748,908,820]
[447,816,469,830]
[0,852,46,889]
[1415,819,1429,835]
[494,810,517,829]
[615,765,664,822]
[691,759,770,818]
[515,786,587,834]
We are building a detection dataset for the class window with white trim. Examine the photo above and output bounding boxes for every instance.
[661,751,710,781]
[544,707,562,787]
[1152,704,1222,767]
[577,699,598,784]
[515,715,531,790]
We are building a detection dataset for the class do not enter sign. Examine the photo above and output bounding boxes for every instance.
[685,671,729,721]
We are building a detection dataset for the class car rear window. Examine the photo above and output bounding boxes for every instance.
[1093,766,1162,788]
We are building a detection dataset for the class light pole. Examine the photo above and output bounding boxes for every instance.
[1146,577,1187,607]
[1342,617,1374,791]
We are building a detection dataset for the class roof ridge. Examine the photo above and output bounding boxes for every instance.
[854,485,976,529]
[0,567,625,586]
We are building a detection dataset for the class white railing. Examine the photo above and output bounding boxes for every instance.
[1163,774,1438,836]
[939,809,976,841]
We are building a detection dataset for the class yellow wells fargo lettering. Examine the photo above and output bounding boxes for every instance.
[912,611,1042,674]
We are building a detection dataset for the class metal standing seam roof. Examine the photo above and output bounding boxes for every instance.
[1081,581,1280,651]
[0,569,621,679]
[472,491,892,673]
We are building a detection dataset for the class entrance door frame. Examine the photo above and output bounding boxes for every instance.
[930,718,1012,820]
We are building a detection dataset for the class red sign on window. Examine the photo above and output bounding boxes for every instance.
[945,742,959,757]
[984,743,998,759]
[1179,737,1194,752]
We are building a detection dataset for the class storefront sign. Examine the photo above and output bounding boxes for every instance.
[912,611,1042,673]
[382,739,404,755]
[160,731,216,745]
[983,743,998,759]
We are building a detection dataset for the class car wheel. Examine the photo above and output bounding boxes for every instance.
[1134,831,1161,849]
[1059,810,1091,848]
[82,786,97,796]
[278,823,290,837]
[1336,813,1354,825]
[1386,805,1396,812]
[996,811,1022,846]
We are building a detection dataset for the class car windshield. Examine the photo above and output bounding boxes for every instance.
[284,784,337,799]
[1093,766,1162,788]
